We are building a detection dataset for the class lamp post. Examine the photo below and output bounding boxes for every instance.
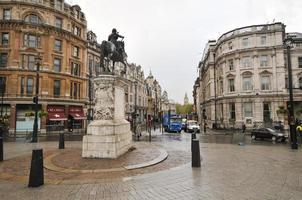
[133,81,138,139]
[32,54,42,143]
[284,36,300,149]
[0,78,5,121]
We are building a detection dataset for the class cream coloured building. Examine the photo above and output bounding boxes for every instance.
[194,22,302,129]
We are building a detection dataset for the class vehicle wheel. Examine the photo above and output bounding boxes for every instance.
[281,138,286,143]
[178,130,181,133]
[272,136,276,142]
[251,135,256,140]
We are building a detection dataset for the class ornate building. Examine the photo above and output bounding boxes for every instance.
[184,93,189,105]
[194,22,302,129]
[0,0,88,135]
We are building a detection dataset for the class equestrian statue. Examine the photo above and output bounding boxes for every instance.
[99,28,128,74]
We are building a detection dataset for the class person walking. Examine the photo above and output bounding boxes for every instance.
[242,123,246,133]
[296,122,302,145]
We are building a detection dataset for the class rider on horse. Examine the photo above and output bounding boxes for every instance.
[108,28,124,53]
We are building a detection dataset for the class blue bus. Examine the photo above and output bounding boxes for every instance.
[163,114,182,133]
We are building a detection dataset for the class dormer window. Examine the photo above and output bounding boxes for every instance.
[55,0,63,10]
[25,14,41,24]
[72,25,81,37]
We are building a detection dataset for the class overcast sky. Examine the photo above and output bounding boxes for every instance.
[68,0,302,103]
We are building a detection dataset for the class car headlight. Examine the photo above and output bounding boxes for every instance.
[278,134,283,136]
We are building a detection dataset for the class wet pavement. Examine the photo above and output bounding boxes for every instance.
[1,129,302,199]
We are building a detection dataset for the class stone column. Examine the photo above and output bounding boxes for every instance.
[82,75,132,159]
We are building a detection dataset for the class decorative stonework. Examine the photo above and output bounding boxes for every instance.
[82,75,132,159]
[93,76,115,120]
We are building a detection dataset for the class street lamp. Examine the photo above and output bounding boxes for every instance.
[133,81,138,139]
[32,54,42,143]
[0,78,6,121]
[284,36,300,149]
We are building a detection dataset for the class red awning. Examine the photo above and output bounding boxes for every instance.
[48,112,67,121]
[69,112,86,120]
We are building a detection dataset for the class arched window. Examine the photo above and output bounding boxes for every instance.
[299,77,302,89]
[24,14,41,24]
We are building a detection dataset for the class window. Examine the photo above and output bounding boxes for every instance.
[242,57,251,68]
[228,41,233,50]
[260,55,268,67]
[22,55,36,70]
[285,77,288,89]
[0,77,6,93]
[27,77,34,95]
[3,9,11,20]
[0,53,8,68]
[298,57,302,68]
[261,76,270,90]
[242,38,249,47]
[54,58,61,72]
[243,102,253,118]
[72,46,80,57]
[54,39,62,52]
[53,80,60,97]
[25,14,41,24]
[263,102,271,122]
[75,10,80,19]
[20,77,25,96]
[55,0,63,10]
[261,36,266,45]
[242,77,253,91]
[1,33,9,46]
[70,82,80,99]
[71,62,80,76]
[228,59,234,70]
[229,103,236,120]
[24,34,41,48]
[299,77,302,89]
[228,78,235,92]
[55,17,63,29]
[72,25,81,36]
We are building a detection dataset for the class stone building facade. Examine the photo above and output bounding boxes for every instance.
[0,0,88,134]
[194,22,302,129]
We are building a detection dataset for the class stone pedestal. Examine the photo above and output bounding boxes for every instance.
[82,75,132,159]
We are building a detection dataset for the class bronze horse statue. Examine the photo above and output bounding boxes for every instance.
[99,39,127,74]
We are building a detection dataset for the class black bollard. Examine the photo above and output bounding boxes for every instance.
[59,133,65,149]
[0,125,3,161]
[191,132,196,152]
[28,149,44,187]
[192,139,201,168]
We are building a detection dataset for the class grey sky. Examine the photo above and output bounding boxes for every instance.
[69,0,302,103]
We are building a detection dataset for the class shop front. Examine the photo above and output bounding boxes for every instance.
[68,106,86,131]
[16,104,41,133]
[46,105,67,132]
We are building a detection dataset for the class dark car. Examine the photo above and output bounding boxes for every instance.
[251,128,287,142]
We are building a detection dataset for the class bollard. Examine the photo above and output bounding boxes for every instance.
[0,125,3,161]
[191,132,196,152]
[192,139,201,168]
[28,149,44,187]
[59,133,65,149]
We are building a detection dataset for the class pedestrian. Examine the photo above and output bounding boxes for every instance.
[204,123,207,134]
[296,122,302,145]
[242,123,246,133]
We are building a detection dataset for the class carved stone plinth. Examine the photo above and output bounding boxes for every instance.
[82,75,132,159]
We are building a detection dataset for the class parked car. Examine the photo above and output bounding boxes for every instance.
[185,120,200,133]
[251,128,287,142]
